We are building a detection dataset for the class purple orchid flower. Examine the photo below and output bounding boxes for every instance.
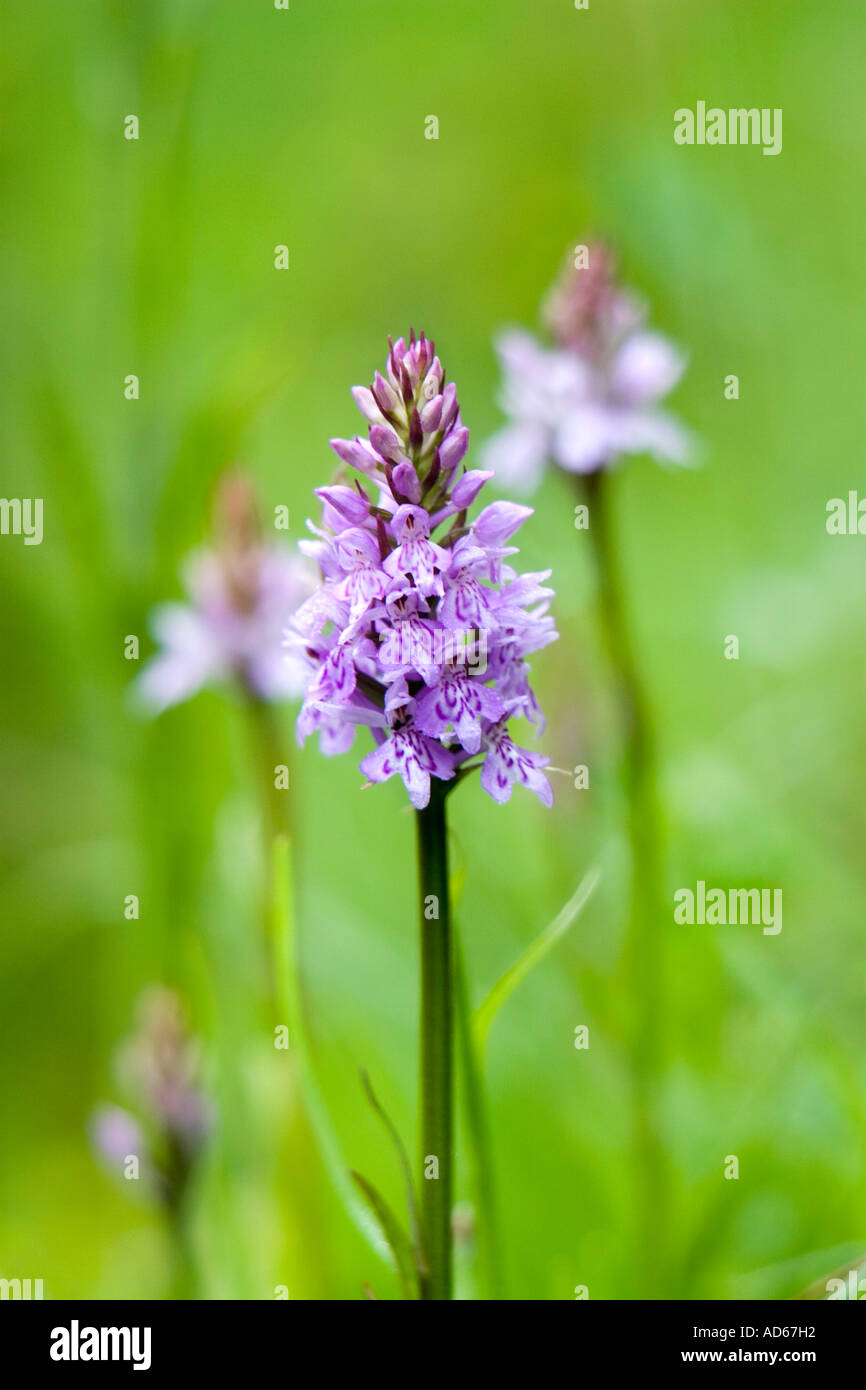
[288,331,558,809]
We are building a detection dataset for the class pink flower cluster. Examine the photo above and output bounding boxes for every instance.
[483,243,691,489]
[288,333,557,810]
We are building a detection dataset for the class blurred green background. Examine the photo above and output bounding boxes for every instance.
[2,0,866,1300]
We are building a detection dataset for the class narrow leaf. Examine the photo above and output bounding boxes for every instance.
[472,864,600,1057]
[351,1171,418,1300]
[359,1069,428,1282]
[270,835,388,1262]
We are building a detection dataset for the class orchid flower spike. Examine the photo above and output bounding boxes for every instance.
[288,331,558,810]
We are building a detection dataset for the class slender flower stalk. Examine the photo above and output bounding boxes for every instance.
[245,690,293,842]
[484,246,691,1293]
[290,331,557,1298]
[583,467,667,1291]
[416,781,453,1300]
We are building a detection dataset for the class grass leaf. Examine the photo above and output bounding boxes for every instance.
[472,864,600,1058]
[359,1068,429,1286]
[350,1171,419,1300]
[270,834,389,1263]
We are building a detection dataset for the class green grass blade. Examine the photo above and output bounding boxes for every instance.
[350,1171,419,1300]
[472,864,600,1058]
[359,1068,428,1284]
[270,833,389,1262]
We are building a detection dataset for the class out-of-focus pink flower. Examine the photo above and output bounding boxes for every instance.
[118,987,213,1156]
[482,245,691,490]
[136,474,315,712]
[89,988,213,1210]
[90,1104,147,1169]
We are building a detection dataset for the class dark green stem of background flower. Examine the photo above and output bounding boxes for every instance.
[581,469,668,1295]
[164,1138,197,1299]
[416,781,454,1300]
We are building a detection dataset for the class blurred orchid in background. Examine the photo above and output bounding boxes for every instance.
[90,987,212,1214]
[136,473,314,713]
[482,243,691,490]
[484,241,696,1296]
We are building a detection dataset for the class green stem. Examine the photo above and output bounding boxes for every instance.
[269,835,391,1264]
[416,781,454,1300]
[245,692,292,843]
[582,470,668,1294]
[164,1143,196,1299]
[166,1201,197,1300]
